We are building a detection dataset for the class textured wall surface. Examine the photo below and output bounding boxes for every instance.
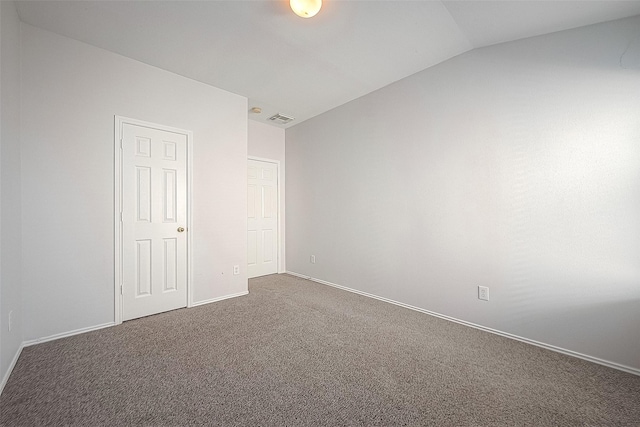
[0,1,23,389]
[286,16,640,370]
[20,24,248,341]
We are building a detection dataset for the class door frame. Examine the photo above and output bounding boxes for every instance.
[114,116,194,325]
[248,156,283,275]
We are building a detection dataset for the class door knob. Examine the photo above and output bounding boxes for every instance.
[177,227,185,233]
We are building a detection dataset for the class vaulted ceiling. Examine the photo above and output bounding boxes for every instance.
[15,1,640,128]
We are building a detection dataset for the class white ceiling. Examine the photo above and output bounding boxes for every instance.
[15,1,640,128]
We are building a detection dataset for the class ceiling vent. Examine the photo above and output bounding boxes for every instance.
[268,113,295,124]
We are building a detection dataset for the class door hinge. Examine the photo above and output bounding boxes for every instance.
[120,138,123,149]
[120,284,123,295]
[120,212,123,222]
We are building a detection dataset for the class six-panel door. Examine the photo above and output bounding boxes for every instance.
[122,124,188,321]
[248,159,278,278]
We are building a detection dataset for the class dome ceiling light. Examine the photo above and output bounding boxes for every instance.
[290,0,322,18]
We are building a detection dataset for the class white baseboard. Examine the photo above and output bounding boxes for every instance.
[2,322,116,396]
[1,293,249,397]
[0,342,24,396]
[286,271,640,377]
[190,290,248,307]
[23,322,116,348]
[18,292,248,347]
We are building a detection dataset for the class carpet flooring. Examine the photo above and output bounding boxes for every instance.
[1,273,639,426]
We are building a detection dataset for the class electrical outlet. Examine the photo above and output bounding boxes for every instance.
[478,286,489,301]
[310,255,316,264]
[8,311,13,332]
[233,265,240,275]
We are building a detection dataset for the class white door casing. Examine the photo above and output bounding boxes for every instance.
[248,159,278,278]
[115,117,192,323]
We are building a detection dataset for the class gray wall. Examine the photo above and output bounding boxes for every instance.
[286,16,640,371]
[20,24,248,342]
[0,1,23,389]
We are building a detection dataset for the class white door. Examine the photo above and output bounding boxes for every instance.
[248,159,278,278]
[122,123,188,321]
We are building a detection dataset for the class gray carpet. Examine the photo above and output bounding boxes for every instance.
[1,274,639,426]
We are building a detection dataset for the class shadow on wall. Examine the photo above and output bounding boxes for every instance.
[620,33,640,69]
[477,18,640,72]
[515,298,640,370]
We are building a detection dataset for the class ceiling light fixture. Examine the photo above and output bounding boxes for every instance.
[290,0,322,18]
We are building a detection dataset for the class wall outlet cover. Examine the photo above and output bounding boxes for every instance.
[478,286,489,301]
